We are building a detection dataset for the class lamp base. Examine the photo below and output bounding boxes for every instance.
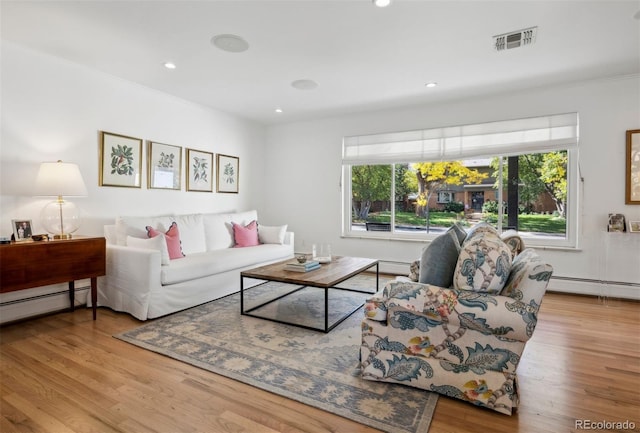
[53,234,73,240]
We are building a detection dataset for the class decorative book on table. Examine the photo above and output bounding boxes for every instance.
[285,261,321,272]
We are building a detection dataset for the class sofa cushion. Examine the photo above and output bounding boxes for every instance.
[233,220,259,247]
[127,235,170,265]
[418,227,462,288]
[147,222,184,260]
[173,214,206,255]
[159,244,292,285]
[453,230,512,293]
[115,214,174,246]
[258,224,288,244]
[203,210,259,251]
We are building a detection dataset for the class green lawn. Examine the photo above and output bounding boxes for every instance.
[360,211,566,234]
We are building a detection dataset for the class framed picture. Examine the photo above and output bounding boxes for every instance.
[186,149,214,192]
[148,141,182,190]
[217,154,239,193]
[626,129,640,204]
[99,131,143,188]
[629,221,640,233]
[608,213,626,232]
[12,219,33,241]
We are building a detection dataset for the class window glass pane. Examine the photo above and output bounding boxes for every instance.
[347,151,570,244]
[351,165,392,232]
[486,151,568,240]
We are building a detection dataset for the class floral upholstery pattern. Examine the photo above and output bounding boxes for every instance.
[361,248,552,415]
[453,230,512,294]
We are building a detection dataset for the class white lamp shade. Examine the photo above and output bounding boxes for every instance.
[35,161,88,197]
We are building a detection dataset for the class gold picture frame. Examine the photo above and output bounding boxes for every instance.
[186,149,214,192]
[626,129,640,204]
[99,131,143,188]
[148,141,182,190]
[216,154,239,193]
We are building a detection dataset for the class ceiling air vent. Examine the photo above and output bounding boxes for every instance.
[493,27,537,51]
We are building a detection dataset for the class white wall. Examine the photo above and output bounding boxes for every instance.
[1,41,267,235]
[263,75,640,298]
[0,41,267,321]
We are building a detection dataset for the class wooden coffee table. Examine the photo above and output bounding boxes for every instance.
[240,256,379,332]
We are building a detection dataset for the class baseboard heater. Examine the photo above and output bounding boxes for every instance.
[0,286,89,324]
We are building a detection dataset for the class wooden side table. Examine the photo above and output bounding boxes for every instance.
[0,236,106,320]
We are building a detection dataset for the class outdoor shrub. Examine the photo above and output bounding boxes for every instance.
[443,201,465,213]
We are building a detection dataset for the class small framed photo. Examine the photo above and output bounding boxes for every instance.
[99,131,143,188]
[186,148,214,192]
[12,219,33,241]
[608,213,626,232]
[626,129,640,204]
[629,221,640,233]
[148,141,182,190]
[217,154,239,193]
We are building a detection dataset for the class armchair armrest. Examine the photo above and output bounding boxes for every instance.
[370,280,543,342]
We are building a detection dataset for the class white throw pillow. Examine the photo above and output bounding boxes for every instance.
[258,224,287,244]
[173,213,206,255]
[126,235,170,265]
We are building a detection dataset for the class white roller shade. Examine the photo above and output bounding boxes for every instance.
[342,112,578,164]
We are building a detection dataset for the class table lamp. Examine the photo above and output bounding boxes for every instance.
[35,160,88,239]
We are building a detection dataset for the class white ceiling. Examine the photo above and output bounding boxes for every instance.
[2,1,639,125]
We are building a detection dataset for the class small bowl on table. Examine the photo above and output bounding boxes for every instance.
[295,254,308,264]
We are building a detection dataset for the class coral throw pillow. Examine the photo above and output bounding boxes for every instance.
[146,222,184,260]
[233,220,259,247]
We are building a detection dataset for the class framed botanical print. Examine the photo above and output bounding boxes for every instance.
[148,141,182,190]
[626,129,640,204]
[217,154,239,193]
[99,131,143,188]
[186,148,214,192]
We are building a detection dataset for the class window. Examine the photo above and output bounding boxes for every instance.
[437,192,454,204]
[342,113,579,247]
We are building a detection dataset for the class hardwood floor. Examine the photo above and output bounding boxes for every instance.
[1,292,639,433]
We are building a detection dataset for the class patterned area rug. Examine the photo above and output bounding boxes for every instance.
[115,275,438,433]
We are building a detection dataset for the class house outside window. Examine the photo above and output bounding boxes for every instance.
[342,113,579,248]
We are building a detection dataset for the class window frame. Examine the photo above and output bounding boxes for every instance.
[341,121,580,248]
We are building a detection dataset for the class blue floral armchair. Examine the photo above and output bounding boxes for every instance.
[360,248,552,415]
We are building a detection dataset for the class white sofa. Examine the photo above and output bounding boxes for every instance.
[97,210,294,320]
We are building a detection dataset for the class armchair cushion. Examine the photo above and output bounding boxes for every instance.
[418,224,466,287]
[453,230,512,294]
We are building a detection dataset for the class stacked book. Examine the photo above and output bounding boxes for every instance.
[285,260,321,272]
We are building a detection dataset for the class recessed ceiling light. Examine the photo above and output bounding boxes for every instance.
[291,79,319,90]
[211,34,249,53]
[163,62,176,69]
[275,108,283,113]
[373,0,392,7]
[425,82,437,88]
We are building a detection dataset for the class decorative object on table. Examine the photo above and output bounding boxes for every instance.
[608,213,627,232]
[34,160,88,239]
[312,243,332,263]
[629,220,640,233]
[285,260,320,272]
[148,141,182,190]
[31,234,49,241]
[626,129,640,204]
[216,154,239,193]
[295,253,307,263]
[99,131,143,188]
[11,219,33,241]
[116,276,436,433]
[186,148,214,192]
